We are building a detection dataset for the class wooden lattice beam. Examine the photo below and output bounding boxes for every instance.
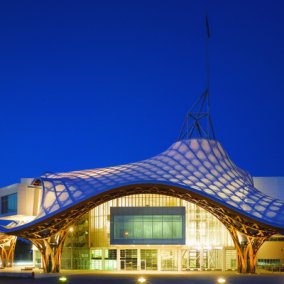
[4,185,281,273]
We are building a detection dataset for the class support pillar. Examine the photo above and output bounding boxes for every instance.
[228,228,267,274]
[0,236,17,268]
[137,249,141,271]
[177,248,182,272]
[32,230,67,273]
[157,249,161,271]
[117,249,120,271]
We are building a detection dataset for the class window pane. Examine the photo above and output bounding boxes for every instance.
[1,193,17,214]
[143,222,153,239]
[152,222,162,238]
[110,207,185,244]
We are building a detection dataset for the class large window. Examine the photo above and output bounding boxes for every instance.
[110,207,185,244]
[90,194,234,248]
[1,193,17,215]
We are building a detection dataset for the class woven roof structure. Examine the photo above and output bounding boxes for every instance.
[1,138,283,238]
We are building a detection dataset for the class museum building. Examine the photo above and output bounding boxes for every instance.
[0,92,283,273]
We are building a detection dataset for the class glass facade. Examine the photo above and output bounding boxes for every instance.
[141,249,158,270]
[1,193,17,215]
[61,214,90,270]
[90,194,234,248]
[120,249,137,270]
[58,193,236,271]
[161,249,178,271]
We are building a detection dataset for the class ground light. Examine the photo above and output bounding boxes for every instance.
[137,276,147,283]
[217,277,226,283]
[59,276,68,282]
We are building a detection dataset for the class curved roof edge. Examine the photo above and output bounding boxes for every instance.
[1,138,283,236]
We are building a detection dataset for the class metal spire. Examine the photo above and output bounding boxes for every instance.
[178,16,215,141]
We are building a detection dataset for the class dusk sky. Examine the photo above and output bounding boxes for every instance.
[1,0,284,187]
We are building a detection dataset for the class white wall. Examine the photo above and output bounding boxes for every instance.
[0,184,18,198]
[0,178,42,217]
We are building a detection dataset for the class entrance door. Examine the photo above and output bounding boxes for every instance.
[203,249,223,270]
[140,250,157,270]
[120,249,137,270]
[120,260,126,270]
[225,249,237,271]
[160,250,178,271]
[181,249,201,270]
[141,259,146,270]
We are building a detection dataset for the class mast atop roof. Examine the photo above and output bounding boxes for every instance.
[178,89,215,140]
[178,15,215,141]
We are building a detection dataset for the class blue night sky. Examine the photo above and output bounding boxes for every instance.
[0,0,284,187]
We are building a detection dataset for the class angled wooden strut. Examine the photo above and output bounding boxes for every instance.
[227,227,269,273]
[32,229,68,273]
[0,236,17,268]
[7,185,281,273]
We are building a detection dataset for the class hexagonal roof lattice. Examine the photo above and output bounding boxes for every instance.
[1,138,283,238]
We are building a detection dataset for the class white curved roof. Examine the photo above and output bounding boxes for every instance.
[1,138,284,233]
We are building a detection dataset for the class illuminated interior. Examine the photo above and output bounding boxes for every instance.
[55,194,237,271]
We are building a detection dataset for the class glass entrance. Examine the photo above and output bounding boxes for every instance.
[120,259,126,270]
[203,249,223,270]
[182,249,201,270]
[160,250,178,271]
[140,249,157,270]
[90,249,103,270]
[141,259,146,270]
[120,249,137,270]
[225,249,237,270]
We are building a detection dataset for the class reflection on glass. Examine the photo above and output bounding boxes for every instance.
[111,211,184,244]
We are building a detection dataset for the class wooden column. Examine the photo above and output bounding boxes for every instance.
[0,236,17,268]
[32,229,67,273]
[228,228,267,273]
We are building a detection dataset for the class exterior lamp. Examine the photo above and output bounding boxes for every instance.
[137,277,147,283]
[217,278,226,283]
[59,276,68,282]
[69,227,74,233]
